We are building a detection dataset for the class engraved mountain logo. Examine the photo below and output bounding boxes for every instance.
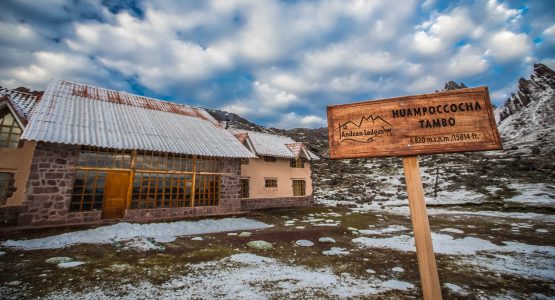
[338,115,393,143]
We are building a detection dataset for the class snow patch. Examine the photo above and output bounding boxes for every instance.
[57,261,85,268]
[2,218,270,250]
[322,247,350,256]
[295,240,314,247]
[359,225,408,235]
[440,228,464,234]
[318,237,336,243]
[43,253,415,299]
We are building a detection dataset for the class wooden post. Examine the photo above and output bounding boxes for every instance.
[403,156,442,300]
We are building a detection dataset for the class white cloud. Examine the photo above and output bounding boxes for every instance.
[406,75,438,93]
[485,0,521,23]
[542,24,555,44]
[486,30,532,61]
[4,51,110,88]
[412,31,444,55]
[0,21,44,49]
[303,44,402,74]
[221,102,253,118]
[0,0,548,129]
[447,45,489,77]
[270,112,326,129]
[429,8,475,41]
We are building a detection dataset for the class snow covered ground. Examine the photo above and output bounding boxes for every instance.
[0,205,553,299]
[43,253,415,299]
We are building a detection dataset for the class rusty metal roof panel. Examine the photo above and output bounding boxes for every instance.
[0,87,40,123]
[229,129,320,160]
[21,80,255,158]
[228,129,296,159]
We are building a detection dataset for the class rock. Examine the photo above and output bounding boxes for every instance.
[45,257,73,264]
[0,251,5,256]
[392,267,404,273]
[347,227,358,231]
[295,240,314,247]
[239,232,252,237]
[7,281,21,286]
[247,240,273,250]
[191,237,203,241]
[227,232,238,236]
[366,269,376,274]
[295,226,305,229]
[318,237,336,243]
[110,264,131,272]
[536,229,548,233]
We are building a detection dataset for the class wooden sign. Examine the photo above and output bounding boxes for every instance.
[327,87,502,159]
[327,86,503,300]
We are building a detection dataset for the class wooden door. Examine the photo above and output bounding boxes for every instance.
[102,171,130,219]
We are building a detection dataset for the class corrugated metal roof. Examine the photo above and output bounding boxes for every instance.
[21,80,256,158]
[0,87,40,123]
[229,129,319,160]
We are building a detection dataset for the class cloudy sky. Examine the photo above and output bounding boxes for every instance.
[0,0,554,128]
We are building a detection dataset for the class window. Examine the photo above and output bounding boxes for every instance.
[70,170,106,211]
[0,173,15,205]
[264,156,276,163]
[194,174,220,207]
[78,146,131,169]
[241,158,249,165]
[265,178,277,188]
[290,158,305,168]
[131,173,193,208]
[72,147,223,212]
[0,107,22,148]
[240,178,249,198]
[292,180,306,196]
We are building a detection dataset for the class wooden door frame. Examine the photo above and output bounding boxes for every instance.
[101,170,131,219]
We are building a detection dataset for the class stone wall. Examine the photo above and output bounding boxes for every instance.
[17,144,243,227]
[0,206,20,227]
[18,142,82,226]
[241,195,314,211]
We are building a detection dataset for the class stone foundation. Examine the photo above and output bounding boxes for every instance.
[0,206,20,227]
[241,195,314,211]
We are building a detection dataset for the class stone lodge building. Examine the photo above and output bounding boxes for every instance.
[0,80,318,227]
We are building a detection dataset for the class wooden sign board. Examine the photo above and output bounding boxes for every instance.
[327,87,502,159]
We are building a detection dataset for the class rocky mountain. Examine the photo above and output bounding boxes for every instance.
[495,64,555,160]
[497,64,555,124]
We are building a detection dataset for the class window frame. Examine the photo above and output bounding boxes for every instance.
[240,178,250,198]
[264,178,278,188]
[292,179,306,196]
[289,158,305,168]
[0,106,23,149]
